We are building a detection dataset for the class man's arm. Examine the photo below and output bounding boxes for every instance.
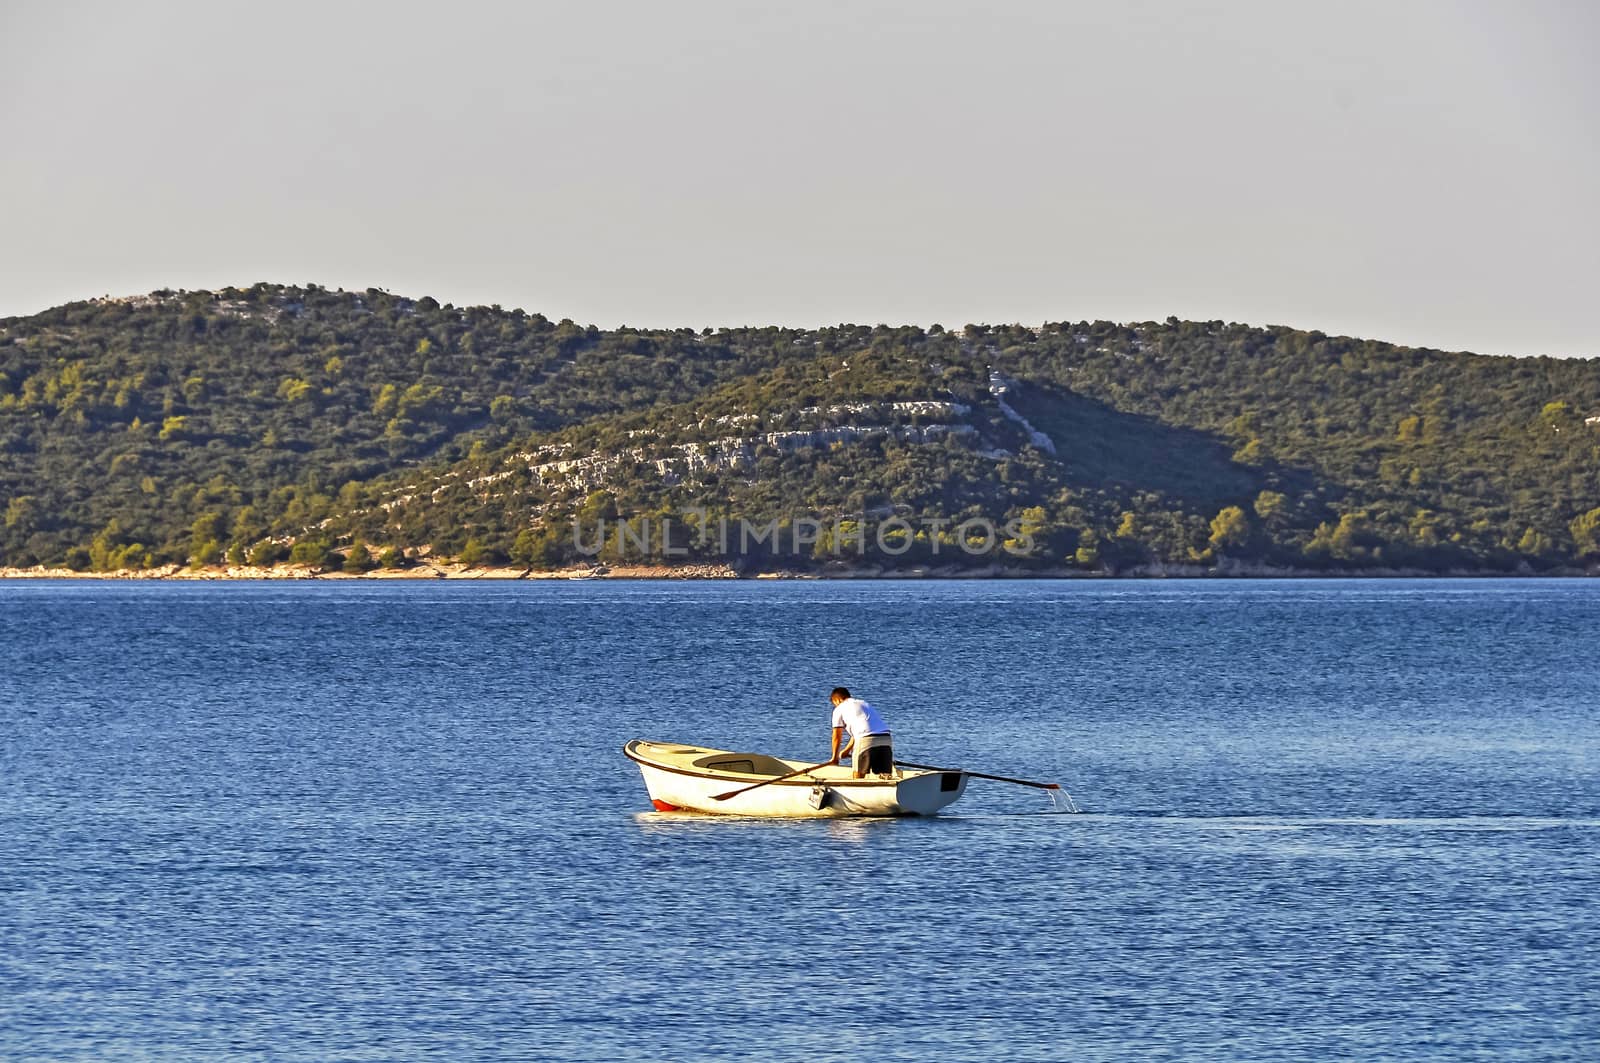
[830,725,852,763]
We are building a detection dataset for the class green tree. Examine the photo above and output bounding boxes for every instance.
[1408,509,1443,548]
[1231,438,1265,465]
[277,377,315,403]
[343,541,375,573]
[4,495,38,533]
[1539,401,1576,431]
[289,541,329,568]
[1516,527,1552,557]
[189,512,226,566]
[1253,490,1288,527]
[1571,508,1600,559]
[510,527,563,568]
[1208,505,1250,551]
[88,520,124,572]
[459,538,489,566]
[1074,529,1100,568]
[1307,511,1381,562]
[248,540,288,566]
[1004,505,1050,558]
[373,383,399,417]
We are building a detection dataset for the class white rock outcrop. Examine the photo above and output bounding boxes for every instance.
[987,371,1057,455]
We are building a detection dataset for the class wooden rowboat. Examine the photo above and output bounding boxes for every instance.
[623,739,969,818]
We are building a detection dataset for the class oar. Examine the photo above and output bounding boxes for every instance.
[895,760,1060,791]
[711,758,837,802]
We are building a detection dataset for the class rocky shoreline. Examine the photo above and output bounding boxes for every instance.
[1,560,1592,580]
[0,561,742,581]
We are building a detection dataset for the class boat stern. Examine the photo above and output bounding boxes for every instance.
[892,768,968,815]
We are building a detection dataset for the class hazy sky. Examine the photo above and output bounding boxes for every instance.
[2,1,1596,356]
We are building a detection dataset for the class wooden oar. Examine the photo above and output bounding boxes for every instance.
[711,758,837,801]
[895,760,1060,790]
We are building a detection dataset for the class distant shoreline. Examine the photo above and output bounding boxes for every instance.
[2,561,1593,581]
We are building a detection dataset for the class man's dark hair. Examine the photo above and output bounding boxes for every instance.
[831,687,851,702]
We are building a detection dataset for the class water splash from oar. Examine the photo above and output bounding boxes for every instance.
[1047,787,1082,814]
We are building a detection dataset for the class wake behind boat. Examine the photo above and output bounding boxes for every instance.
[623,739,969,817]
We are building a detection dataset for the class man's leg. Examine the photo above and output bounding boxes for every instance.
[856,734,893,777]
[867,741,894,776]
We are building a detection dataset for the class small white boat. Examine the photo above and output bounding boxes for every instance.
[623,739,969,818]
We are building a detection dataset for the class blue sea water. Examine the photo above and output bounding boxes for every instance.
[1,578,1597,1061]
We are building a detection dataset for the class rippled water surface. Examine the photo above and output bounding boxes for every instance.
[2,579,1598,1060]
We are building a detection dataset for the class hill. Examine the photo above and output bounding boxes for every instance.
[2,285,1598,574]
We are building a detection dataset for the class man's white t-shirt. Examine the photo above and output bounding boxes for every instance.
[831,697,889,738]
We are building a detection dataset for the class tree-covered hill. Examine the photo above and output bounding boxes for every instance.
[0,285,804,567]
[2,286,1597,574]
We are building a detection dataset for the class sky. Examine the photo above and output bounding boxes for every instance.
[2,0,1596,357]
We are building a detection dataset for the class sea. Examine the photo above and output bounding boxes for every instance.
[1,578,1597,1061]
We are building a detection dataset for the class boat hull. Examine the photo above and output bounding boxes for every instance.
[624,740,968,818]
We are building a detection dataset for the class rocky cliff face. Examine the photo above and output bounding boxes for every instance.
[462,397,993,496]
[526,422,976,491]
[370,387,1050,528]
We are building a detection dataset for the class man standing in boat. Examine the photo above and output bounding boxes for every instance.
[829,687,894,778]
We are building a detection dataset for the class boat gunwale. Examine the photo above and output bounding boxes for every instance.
[622,740,929,789]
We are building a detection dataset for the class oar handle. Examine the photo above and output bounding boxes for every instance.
[895,760,1061,790]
